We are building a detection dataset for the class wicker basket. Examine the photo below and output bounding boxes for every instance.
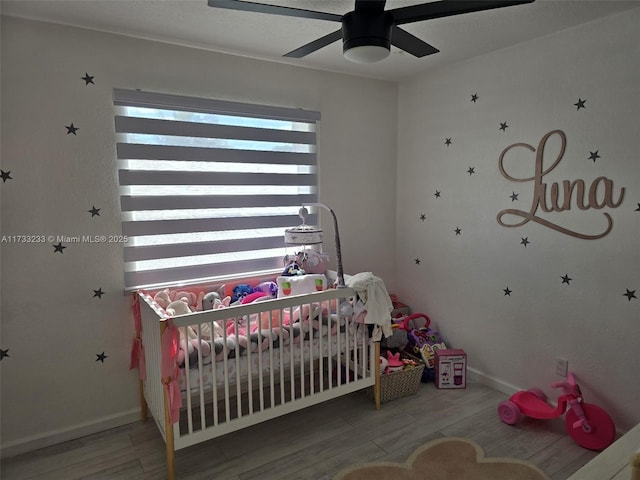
[367,362,425,404]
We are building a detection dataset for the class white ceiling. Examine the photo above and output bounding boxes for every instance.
[2,0,638,81]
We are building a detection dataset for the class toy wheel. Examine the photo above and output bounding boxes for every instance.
[566,403,616,451]
[498,400,521,425]
[528,388,547,402]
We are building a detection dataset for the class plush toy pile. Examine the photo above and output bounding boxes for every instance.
[149,279,345,368]
[378,312,448,383]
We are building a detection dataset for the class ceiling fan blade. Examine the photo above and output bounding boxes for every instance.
[207,0,342,22]
[354,0,386,13]
[284,30,343,58]
[391,26,439,58]
[389,0,535,25]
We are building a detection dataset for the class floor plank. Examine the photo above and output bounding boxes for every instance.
[1,378,601,479]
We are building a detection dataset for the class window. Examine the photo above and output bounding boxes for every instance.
[113,89,320,291]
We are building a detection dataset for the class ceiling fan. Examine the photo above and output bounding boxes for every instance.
[207,0,535,64]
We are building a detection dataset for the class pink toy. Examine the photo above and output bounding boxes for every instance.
[385,351,404,374]
[498,372,615,451]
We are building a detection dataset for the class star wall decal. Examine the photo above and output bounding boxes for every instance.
[574,98,586,110]
[65,123,79,135]
[636,203,640,212]
[434,191,441,198]
[467,167,475,175]
[0,349,9,361]
[93,288,105,299]
[1,170,12,182]
[415,258,421,265]
[503,287,512,296]
[96,352,108,363]
[510,192,519,202]
[81,73,95,85]
[499,122,509,131]
[53,242,66,253]
[419,213,426,221]
[471,93,479,103]
[445,137,452,147]
[561,274,572,285]
[88,206,101,217]
[588,151,601,162]
[454,227,462,236]
[623,289,637,301]
[520,237,530,247]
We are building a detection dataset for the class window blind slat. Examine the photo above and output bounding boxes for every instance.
[123,236,286,262]
[118,170,317,187]
[125,257,284,290]
[121,215,306,236]
[119,194,318,212]
[116,143,316,165]
[115,116,316,145]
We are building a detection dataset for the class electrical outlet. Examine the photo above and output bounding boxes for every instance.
[555,357,568,377]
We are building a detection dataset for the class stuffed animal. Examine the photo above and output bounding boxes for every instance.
[385,351,404,374]
[255,281,278,298]
[231,284,255,304]
[240,291,268,304]
[199,295,239,361]
[153,289,173,309]
[165,299,191,317]
[201,284,227,310]
[281,260,305,276]
[154,288,205,312]
[294,249,330,274]
[165,300,212,367]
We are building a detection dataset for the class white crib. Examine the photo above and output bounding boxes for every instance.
[133,284,381,480]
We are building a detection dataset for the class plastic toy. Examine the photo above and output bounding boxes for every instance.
[498,372,616,451]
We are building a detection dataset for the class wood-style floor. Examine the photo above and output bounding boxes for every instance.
[1,378,602,480]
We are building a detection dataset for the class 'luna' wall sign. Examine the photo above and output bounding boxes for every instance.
[497,129,625,239]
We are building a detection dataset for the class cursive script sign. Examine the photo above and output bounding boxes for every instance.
[497,130,625,239]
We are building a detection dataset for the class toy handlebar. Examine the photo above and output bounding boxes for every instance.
[552,372,580,396]
[552,381,574,395]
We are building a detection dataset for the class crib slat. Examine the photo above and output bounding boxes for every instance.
[182,326,194,435]
[196,323,206,430]
[234,320,242,418]
[308,302,312,395]
[246,319,253,418]
[211,330,219,427]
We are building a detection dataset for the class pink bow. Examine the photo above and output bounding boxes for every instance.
[161,319,182,424]
[130,337,146,380]
[129,294,147,379]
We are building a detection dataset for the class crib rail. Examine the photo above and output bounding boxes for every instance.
[138,287,378,459]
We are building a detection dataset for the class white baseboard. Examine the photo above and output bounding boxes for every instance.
[467,367,523,397]
[1,408,141,459]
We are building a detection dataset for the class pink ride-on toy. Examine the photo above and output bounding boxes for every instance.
[498,372,616,451]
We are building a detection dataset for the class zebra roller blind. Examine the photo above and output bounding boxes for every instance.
[113,89,320,291]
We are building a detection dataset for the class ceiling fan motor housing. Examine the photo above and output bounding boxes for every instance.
[342,11,393,53]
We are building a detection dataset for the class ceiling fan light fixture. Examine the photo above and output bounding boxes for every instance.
[343,44,390,63]
[341,10,392,64]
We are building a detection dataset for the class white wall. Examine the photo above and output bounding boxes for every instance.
[397,8,640,431]
[0,16,398,453]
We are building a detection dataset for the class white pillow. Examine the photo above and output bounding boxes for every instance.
[277,274,327,298]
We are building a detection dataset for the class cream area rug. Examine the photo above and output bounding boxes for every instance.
[334,437,551,480]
